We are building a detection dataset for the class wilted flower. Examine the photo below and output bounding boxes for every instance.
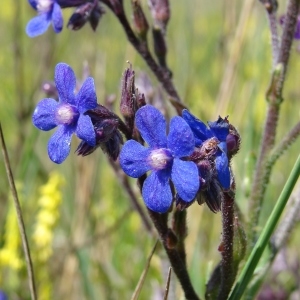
[120,105,199,213]
[32,63,97,163]
[26,0,63,37]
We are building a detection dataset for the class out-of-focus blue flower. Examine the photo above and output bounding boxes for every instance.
[32,63,97,164]
[26,0,63,37]
[120,105,199,213]
[0,291,7,300]
[182,110,231,189]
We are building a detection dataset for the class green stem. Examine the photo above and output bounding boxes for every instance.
[229,153,300,300]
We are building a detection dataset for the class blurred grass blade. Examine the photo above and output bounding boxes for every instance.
[0,123,37,300]
[229,153,300,300]
[163,267,172,300]
[131,240,158,300]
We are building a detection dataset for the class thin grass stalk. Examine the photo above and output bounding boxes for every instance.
[228,153,300,300]
[0,123,37,300]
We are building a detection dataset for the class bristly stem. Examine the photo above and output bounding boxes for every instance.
[147,209,200,300]
[100,0,182,107]
[247,0,300,246]
[0,123,37,300]
[172,209,188,267]
[217,191,235,300]
[262,0,280,68]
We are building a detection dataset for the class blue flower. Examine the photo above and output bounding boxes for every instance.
[182,110,231,189]
[26,0,63,37]
[32,63,97,164]
[120,105,199,213]
[0,291,7,300]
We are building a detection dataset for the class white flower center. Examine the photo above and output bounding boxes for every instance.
[56,104,78,125]
[37,0,53,13]
[149,148,172,170]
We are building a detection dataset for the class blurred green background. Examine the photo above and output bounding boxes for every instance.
[0,0,300,299]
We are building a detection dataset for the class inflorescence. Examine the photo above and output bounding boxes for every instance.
[32,62,240,213]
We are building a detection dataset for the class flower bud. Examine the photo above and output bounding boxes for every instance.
[67,3,104,31]
[148,0,170,32]
[120,66,138,134]
[227,124,241,159]
[132,0,149,40]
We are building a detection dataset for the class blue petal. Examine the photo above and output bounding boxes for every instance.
[142,170,172,213]
[119,140,151,178]
[135,105,167,148]
[51,2,63,33]
[208,117,229,142]
[76,77,98,113]
[168,116,195,158]
[26,14,50,37]
[55,63,76,105]
[171,158,199,202]
[75,114,96,146]
[28,0,37,10]
[182,110,213,146]
[32,98,59,131]
[48,125,74,164]
[215,151,230,189]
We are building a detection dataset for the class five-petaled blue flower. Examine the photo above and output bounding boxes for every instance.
[182,110,231,189]
[26,0,63,37]
[120,105,199,213]
[32,63,97,164]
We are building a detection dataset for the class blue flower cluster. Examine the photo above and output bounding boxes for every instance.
[119,105,232,213]
[32,63,232,213]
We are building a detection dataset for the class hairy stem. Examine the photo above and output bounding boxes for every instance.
[247,0,300,246]
[218,191,235,300]
[148,209,200,300]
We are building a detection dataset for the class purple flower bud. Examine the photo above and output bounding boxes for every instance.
[148,0,170,32]
[76,105,123,160]
[132,0,149,39]
[120,66,138,134]
[67,3,104,31]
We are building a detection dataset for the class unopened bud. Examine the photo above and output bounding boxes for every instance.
[227,124,241,159]
[100,130,123,160]
[67,3,104,31]
[132,0,149,40]
[148,0,170,32]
